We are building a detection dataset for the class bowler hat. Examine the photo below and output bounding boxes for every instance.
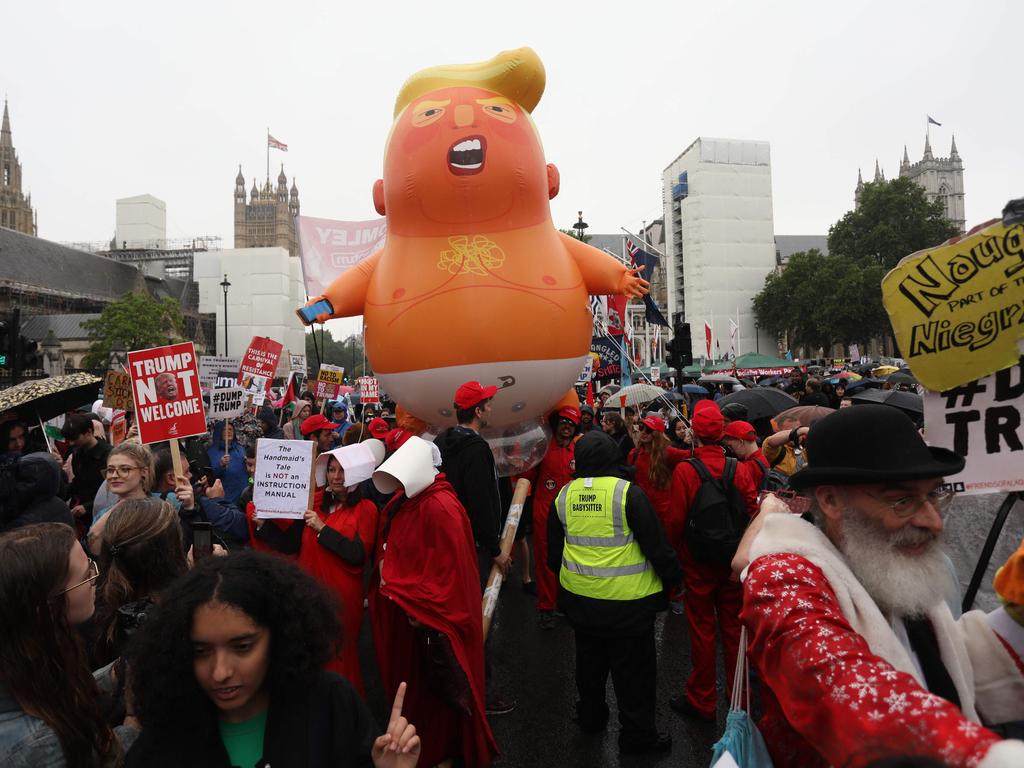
[788,404,964,490]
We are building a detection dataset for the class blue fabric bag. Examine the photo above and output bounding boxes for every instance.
[709,626,774,768]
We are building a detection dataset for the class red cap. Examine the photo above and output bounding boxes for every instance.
[300,414,339,436]
[556,406,580,425]
[640,415,666,432]
[691,400,725,441]
[385,428,414,452]
[367,417,390,439]
[724,420,757,441]
[454,380,498,409]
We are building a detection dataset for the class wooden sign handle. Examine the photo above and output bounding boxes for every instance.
[482,478,531,639]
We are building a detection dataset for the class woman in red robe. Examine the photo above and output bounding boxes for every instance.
[370,436,498,767]
[253,442,383,695]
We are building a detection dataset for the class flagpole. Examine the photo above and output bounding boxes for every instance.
[620,226,668,259]
[736,306,741,357]
[266,127,270,182]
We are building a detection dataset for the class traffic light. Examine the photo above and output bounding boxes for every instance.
[0,318,9,368]
[666,322,693,369]
[19,336,41,372]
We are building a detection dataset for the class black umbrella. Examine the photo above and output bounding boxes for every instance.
[843,378,885,394]
[717,387,798,421]
[849,387,923,414]
[0,373,104,422]
[887,370,918,386]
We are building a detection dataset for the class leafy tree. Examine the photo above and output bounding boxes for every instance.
[558,228,592,243]
[753,250,833,353]
[756,177,960,355]
[828,177,958,270]
[82,291,183,368]
[305,328,373,380]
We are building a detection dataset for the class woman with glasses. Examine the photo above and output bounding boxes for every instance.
[124,550,420,768]
[93,498,189,668]
[0,523,139,767]
[92,444,154,526]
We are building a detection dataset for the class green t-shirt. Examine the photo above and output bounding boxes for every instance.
[218,709,268,768]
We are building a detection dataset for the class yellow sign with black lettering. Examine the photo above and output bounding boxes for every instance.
[882,217,1024,392]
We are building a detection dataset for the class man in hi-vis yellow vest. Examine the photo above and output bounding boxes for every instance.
[547,430,683,756]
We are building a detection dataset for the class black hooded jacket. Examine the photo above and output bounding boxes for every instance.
[2,452,75,532]
[547,431,682,635]
[435,425,502,556]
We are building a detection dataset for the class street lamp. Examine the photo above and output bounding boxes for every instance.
[572,210,589,240]
[108,341,128,371]
[219,274,231,355]
[754,323,760,354]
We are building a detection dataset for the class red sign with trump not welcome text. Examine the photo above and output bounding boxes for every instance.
[127,342,208,444]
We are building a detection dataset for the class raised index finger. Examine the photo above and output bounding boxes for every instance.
[387,682,407,728]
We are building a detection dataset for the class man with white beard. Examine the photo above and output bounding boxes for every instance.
[733,405,1024,768]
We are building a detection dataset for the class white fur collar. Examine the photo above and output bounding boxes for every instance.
[746,513,979,721]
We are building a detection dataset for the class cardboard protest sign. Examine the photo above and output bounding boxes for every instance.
[577,356,594,384]
[199,355,241,390]
[358,376,380,404]
[127,342,207,444]
[208,387,247,420]
[882,216,1024,392]
[253,438,313,519]
[238,337,283,405]
[923,352,1024,495]
[102,370,133,411]
[289,354,307,372]
[651,366,661,381]
[110,411,127,446]
[315,364,345,400]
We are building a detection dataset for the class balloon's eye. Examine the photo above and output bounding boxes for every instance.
[482,104,516,124]
[412,107,446,127]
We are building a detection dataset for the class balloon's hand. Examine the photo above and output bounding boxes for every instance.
[298,296,335,325]
[617,266,650,298]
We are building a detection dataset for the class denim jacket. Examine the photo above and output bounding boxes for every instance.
[0,668,138,767]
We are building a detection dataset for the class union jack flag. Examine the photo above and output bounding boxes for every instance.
[268,134,288,151]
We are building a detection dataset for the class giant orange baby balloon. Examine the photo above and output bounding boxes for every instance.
[299,47,647,441]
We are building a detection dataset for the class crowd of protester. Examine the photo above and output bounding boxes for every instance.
[1,364,1022,767]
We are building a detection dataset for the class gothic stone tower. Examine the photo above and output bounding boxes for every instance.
[899,134,965,233]
[0,100,38,236]
[233,164,299,255]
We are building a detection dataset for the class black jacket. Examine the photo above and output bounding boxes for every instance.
[126,672,376,768]
[547,432,682,636]
[435,425,502,556]
[70,438,111,516]
[3,452,74,532]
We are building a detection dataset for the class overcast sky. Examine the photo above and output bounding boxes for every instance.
[4,0,1021,250]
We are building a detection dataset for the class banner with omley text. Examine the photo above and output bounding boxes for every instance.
[295,215,387,299]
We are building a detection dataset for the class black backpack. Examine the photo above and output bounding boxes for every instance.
[684,457,749,566]
[752,456,789,493]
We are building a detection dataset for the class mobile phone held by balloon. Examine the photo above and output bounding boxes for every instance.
[296,299,334,326]
[192,522,213,561]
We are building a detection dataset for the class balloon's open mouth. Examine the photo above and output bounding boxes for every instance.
[448,135,485,175]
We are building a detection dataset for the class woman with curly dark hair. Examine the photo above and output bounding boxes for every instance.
[252,444,381,695]
[125,550,419,768]
[92,498,188,668]
[0,523,138,767]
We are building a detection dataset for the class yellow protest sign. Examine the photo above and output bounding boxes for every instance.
[882,216,1024,392]
[316,364,345,386]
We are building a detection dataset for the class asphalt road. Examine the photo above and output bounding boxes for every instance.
[356,491,1023,767]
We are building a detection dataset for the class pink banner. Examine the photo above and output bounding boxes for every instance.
[295,215,388,299]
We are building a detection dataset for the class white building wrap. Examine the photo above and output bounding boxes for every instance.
[662,138,777,361]
[194,247,307,375]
